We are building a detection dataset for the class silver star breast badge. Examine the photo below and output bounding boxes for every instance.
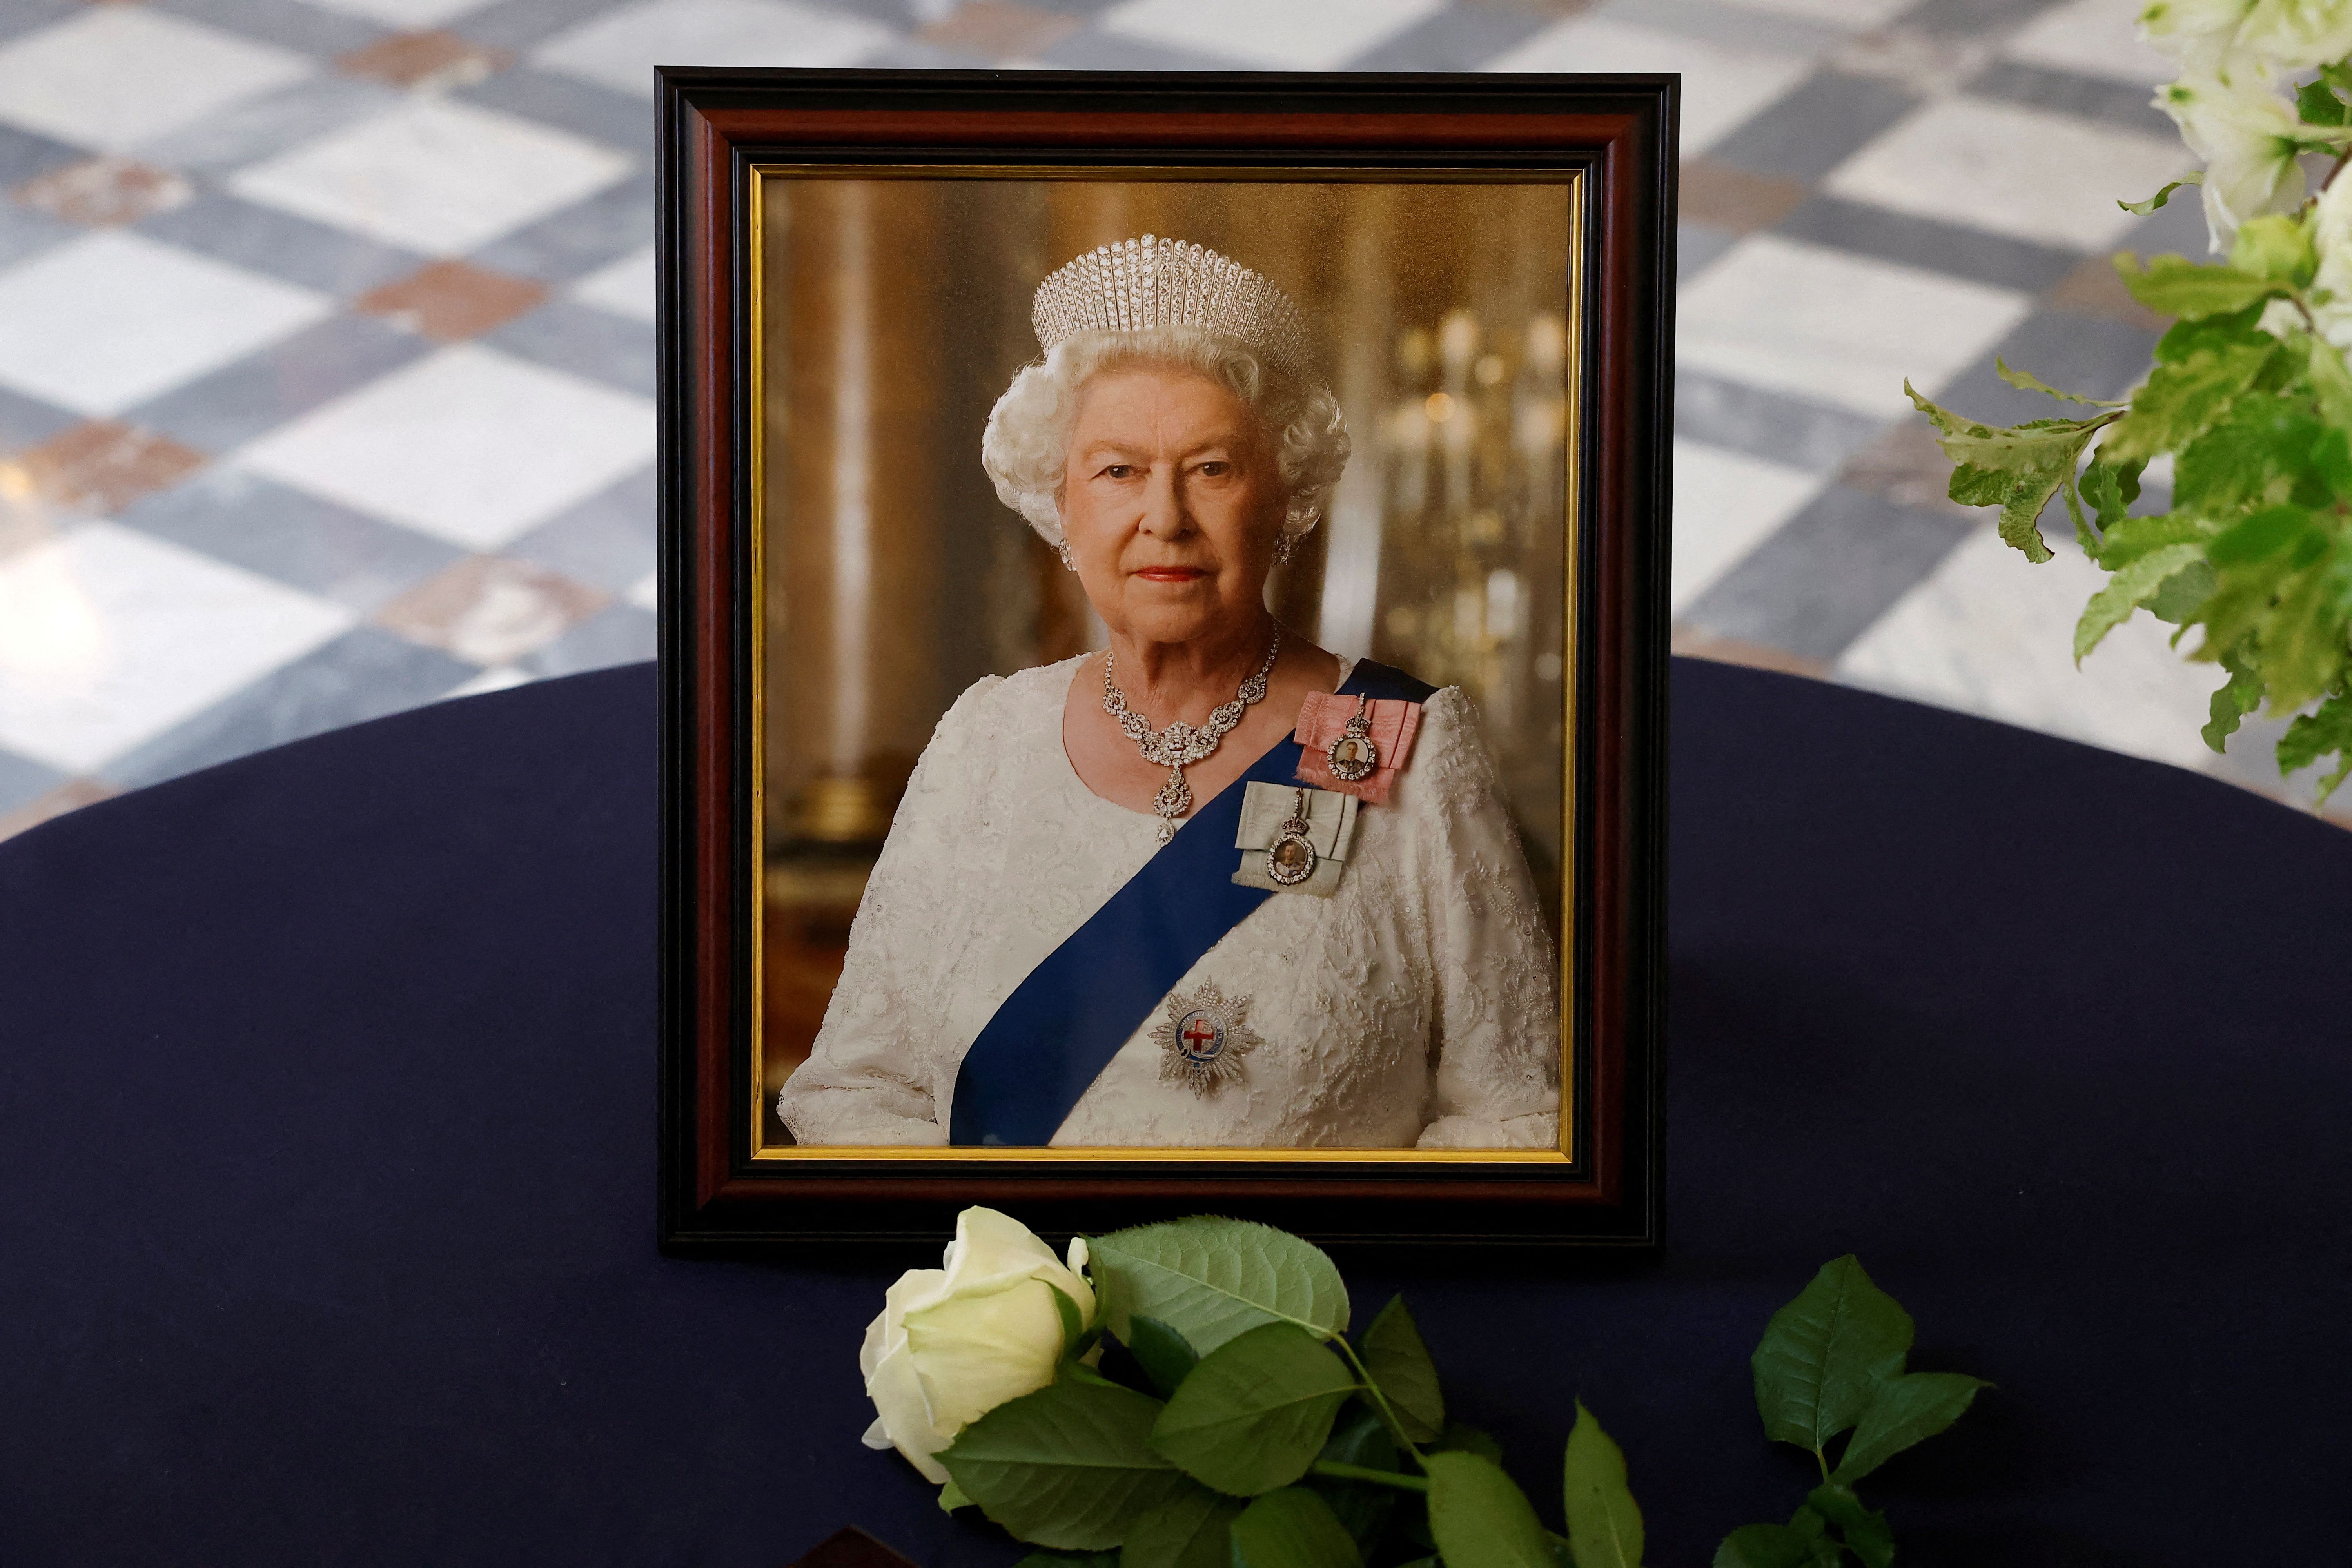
[1151,980,1262,1094]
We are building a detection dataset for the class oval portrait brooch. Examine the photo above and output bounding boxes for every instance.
[1264,787,1319,887]
[1325,694,1379,783]
[1151,980,1262,1094]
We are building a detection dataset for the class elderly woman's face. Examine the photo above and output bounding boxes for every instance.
[1060,365,1285,649]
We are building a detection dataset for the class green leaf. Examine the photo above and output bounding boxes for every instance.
[1124,1315,1200,1399]
[2118,171,2200,215]
[2231,213,2318,287]
[1089,1217,1349,1356]
[1712,1524,1838,1568]
[940,1380,1189,1550]
[1305,1401,1403,1546]
[2209,503,2316,567]
[2075,542,2207,662]
[1831,1372,1990,1485]
[1425,1451,1553,1568]
[1561,1403,1646,1568]
[1805,1485,1894,1568]
[2257,542,2352,711]
[1751,1256,1913,1455]
[1430,1421,1504,1466]
[2095,511,2207,569]
[1120,1486,1244,1568]
[1016,1554,1119,1568]
[1906,382,2114,561]
[2079,459,2130,534]
[2149,559,2218,623]
[1051,1281,1091,1363]
[1150,1322,1357,1496]
[2298,78,2348,126]
[1229,1488,1362,1568]
[2114,252,2285,320]
[2310,336,2352,428]
[1361,1296,1445,1444]
[1995,357,2122,407]
[2279,690,2352,804]
[2204,643,2267,751]
[2102,341,2277,465]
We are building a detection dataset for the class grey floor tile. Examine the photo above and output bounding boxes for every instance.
[524,603,657,679]
[0,744,64,817]
[1775,193,2081,292]
[1707,71,1923,183]
[0,383,80,455]
[103,626,475,791]
[137,192,428,299]
[126,314,432,456]
[1678,222,1739,281]
[1596,0,1847,57]
[1904,0,2063,37]
[1676,370,1887,474]
[147,0,387,57]
[118,468,464,613]
[505,465,655,593]
[1930,307,2159,425]
[459,0,637,52]
[482,297,655,397]
[1680,484,1974,661]
[137,76,401,177]
[810,0,926,25]
[2123,182,2213,259]
[1038,29,1265,71]
[864,39,993,68]
[1018,0,1135,14]
[0,200,77,272]
[458,67,650,156]
[468,165,653,283]
[1965,59,2174,139]
[1351,6,1554,70]
[0,0,83,44]
[0,123,83,188]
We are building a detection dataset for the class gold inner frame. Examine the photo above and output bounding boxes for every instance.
[742,161,1588,1165]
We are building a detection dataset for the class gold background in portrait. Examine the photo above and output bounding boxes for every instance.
[754,171,1579,1151]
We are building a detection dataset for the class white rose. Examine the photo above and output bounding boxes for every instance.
[858,1206,1096,1484]
[2238,0,2352,70]
[2306,171,2352,345]
[2142,0,2256,76]
[2159,73,2309,247]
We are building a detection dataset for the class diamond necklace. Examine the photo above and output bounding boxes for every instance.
[1103,624,1283,842]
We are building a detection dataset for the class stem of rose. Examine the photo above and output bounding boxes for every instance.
[1326,1336,1429,1466]
[1310,1459,1429,1493]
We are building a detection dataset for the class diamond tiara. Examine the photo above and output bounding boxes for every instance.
[1030,235,1317,381]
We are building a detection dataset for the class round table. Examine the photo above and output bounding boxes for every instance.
[2,659,2346,1566]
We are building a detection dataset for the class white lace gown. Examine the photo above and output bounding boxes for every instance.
[776,656,1562,1149]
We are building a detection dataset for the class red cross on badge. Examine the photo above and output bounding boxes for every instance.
[1179,1012,1222,1060]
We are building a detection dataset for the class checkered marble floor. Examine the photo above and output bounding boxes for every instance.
[0,0,2298,840]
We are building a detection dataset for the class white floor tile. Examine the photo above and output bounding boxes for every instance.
[1099,0,1445,68]
[1835,528,2223,772]
[624,570,659,612]
[443,664,536,699]
[0,230,331,417]
[0,521,353,774]
[229,98,632,258]
[1679,234,2032,419]
[296,0,500,25]
[1824,96,2185,252]
[2004,0,2172,87]
[1671,441,1822,613]
[1717,0,1914,25]
[1489,16,1811,155]
[0,8,313,154]
[533,0,896,98]
[237,345,658,552]
[572,244,656,323]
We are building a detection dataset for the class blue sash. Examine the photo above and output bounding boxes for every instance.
[947,659,1437,1146]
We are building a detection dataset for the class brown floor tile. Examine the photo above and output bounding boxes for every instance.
[0,779,116,846]
[20,422,206,516]
[13,156,192,227]
[1670,625,1830,680]
[917,0,1081,56]
[337,30,512,91]
[356,260,547,342]
[374,555,608,666]
[2046,253,2170,332]
[1680,159,1808,234]
[1836,419,1978,517]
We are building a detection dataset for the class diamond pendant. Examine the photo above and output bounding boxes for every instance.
[1152,766,1191,841]
[1326,695,1379,783]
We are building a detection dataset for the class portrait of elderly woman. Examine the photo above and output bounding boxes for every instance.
[772,233,1563,1152]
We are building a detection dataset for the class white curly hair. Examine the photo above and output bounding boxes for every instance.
[979,326,1350,551]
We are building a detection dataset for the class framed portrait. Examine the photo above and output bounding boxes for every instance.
[658,70,1673,1248]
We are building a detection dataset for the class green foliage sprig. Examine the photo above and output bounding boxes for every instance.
[911,1216,1987,1567]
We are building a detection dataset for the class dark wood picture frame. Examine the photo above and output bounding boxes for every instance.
[657,69,1674,1250]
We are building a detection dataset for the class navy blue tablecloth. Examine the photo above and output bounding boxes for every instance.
[2,658,2346,1566]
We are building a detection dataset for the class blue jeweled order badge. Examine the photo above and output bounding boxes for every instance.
[1151,980,1261,1094]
